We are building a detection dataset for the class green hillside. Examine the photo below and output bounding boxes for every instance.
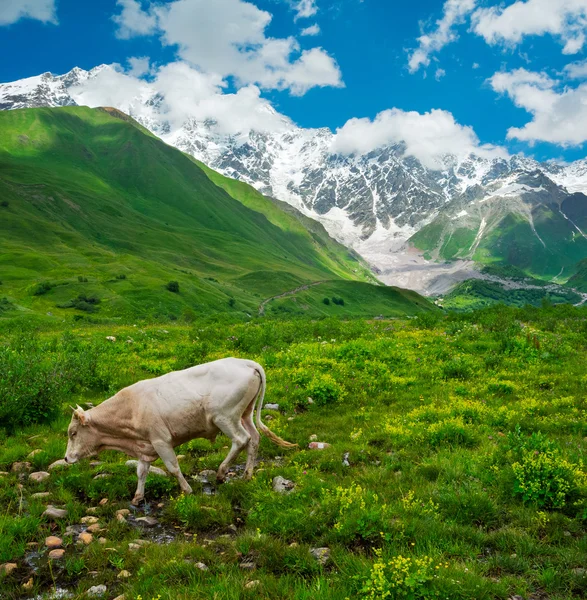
[0,106,432,321]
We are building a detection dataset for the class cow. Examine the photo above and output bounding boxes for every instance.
[64,358,296,504]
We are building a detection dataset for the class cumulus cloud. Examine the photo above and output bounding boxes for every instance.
[112,0,341,95]
[565,59,587,79]
[489,67,587,146]
[330,108,507,168]
[408,0,476,74]
[300,23,320,36]
[292,0,318,20]
[0,0,57,25]
[472,0,587,55]
[126,56,152,77]
[68,62,291,137]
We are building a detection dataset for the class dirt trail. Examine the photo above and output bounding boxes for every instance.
[258,281,326,315]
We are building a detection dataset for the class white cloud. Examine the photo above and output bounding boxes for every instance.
[113,0,156,39]
[489,67,587,146]
[68,62,290,137]
[127,56,151,77]
[292,0,318,20]
[472,62,480,69]
[112,0,341,95]
[330,108,507,168]
[0,0,57,25]
[472,0,587,55]
[300,23,320,36]
[408,0,476,73]
[435,68,446,81]
[565,59,587,79]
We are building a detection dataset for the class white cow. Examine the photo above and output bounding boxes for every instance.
[64,358,296,504]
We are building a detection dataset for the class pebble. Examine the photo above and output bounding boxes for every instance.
[195,562,208,571]
[197,469,217,483]
[93,473,110,479]
[99,498,108,506]
[45,536,63,548]
[136,516,158,527]
[128,543,141,551]
[239,560,257,570]
[273,476,295,494]
[28,449,43,458]
[125,460,168,477]
[0,563,17,575]
[32,492,51,498]
[86,507,98,514]
[573,568,586,577]
[106,336,116,342]
[81,516,99,525]
[176,455,185,460]
[11,462,31,472]
[98,537,108,544]
[310,547,331,565]
[29,471,50,482]
[23,577,34,590]
[265,403,279,410]
[113,596,126,600]
[245,580,260,589]
[48,549,66,560]
[86,585,107,597]
[308,442,330,450]
[86,524,102,534]
[117,570,131,579]
[48,459,69,470]
[43,506,68,519]
[0,471,9,477]
[89,461,103,467]
[116,509,130,517]
[78,532,93,545]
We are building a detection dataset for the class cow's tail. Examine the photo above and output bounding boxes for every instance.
[253,364,298,449]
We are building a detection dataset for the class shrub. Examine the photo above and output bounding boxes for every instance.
[58,294,101,313]
[0,200,8,208]
[306,373,345,406]
[77,276,88,282]
[228,297,236,308]
[332,296,345,306]
[116,274,127,280]
[323,297,330,305]
[166,281,180,293]
[32,281,52,296]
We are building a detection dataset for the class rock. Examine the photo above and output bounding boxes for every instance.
[44,506,68,519]
[99,498,108,506]
[48,459,69,470]
[23,577,34,590]
[287,417,295,421]
[125,460,168,477]
[98,537,107,545]
[93,473,110,479]
[239,559,256,570]
[86,524,102,534]
[48,549,66,560]
[289,542,299,548]
[245,580,260,589]
[81,516,99,524]
[45,536,63,548]
[273,476,295,494]
[0,471,9,477]
[78,532,93,545]
[195,562,208,571]
[136,516,158,527]
[86,507,98,514]
[309,434,318,441]
[310,547,331,565]
[28,449,43,458]
[89,461,103,467]
[29,471,50,482]
[307,398,314,404]
[87,585,107,597]
[128,543,141,551]
[176,455,185,460]
[308,442,330,450]
[116,509,130,517]
[563,531,571,537]
[342,452,350,467]
[509,596,524,600]
[197,469,217,483]
[106,336,116,342]
[117,570,131,579]
[11,462,31,472]
[0,563,17,575]
[573,568,586,577]
[32,492,51,498]
[113,596,126,600]
[265,403,279,411]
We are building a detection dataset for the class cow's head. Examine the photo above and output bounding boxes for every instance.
[64,406,99,464]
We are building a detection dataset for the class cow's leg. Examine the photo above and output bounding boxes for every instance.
[214,419,250,482]
[241,399,260,480]
[131,459,151,506]
[151,441,193,495]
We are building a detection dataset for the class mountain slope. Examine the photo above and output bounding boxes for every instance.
[0,106,434,320]
[3,66,587,287]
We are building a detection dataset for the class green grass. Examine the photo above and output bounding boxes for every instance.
[1,307,586,599]
[0,106,418,322]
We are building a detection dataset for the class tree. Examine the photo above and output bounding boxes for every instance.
[166,281,180,293]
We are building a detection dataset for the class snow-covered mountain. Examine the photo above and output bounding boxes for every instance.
[2,65,587,290]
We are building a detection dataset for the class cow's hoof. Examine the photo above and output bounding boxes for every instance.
[131,496,143,506]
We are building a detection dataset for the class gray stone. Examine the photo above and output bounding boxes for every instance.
[273,476,295,494]
[48,459,69,470]
[136,516,158,527]
[86,585,107,597]
[43,506,68,519]
[310,547,331,565]
[29,471,50,482]
[239,559,256,570]
[264,403,279,411]
[32,492,51,498]
[195,562,208,571]
[11,462,31,472]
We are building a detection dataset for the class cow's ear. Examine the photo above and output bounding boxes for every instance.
[74,405,88,426]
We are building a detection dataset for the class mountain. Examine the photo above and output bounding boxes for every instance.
[0,106,436,320]
[2,66,587,292]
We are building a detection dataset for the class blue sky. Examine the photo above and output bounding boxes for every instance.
[2,0,587,164]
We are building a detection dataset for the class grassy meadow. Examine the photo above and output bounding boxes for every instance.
[1,306,586,599]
